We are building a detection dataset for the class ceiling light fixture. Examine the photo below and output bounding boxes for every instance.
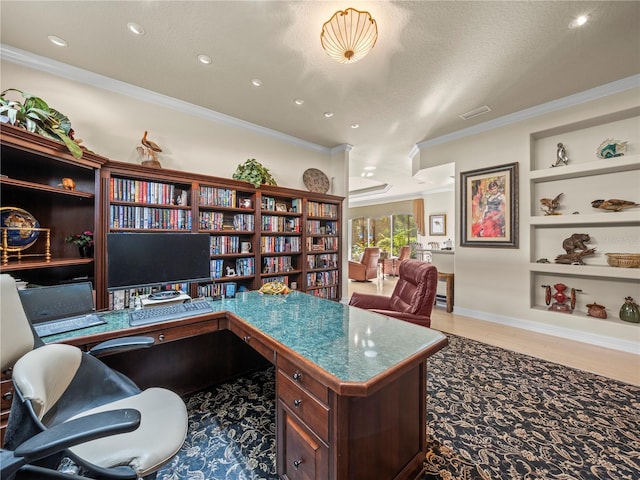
[294,99,304,105]
[197,54,212,65]
[127,22,145,35]
[351,124,359,129]
[569,14,590,28]
[321,7,378,64]
[324,112,334,118]
[363,166,376,171]
[251,79,263,87]
[47,35,67,47]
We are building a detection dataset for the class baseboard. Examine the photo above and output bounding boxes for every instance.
[453,307,639,355]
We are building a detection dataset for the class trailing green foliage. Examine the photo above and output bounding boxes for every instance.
[0,88,82,159]
[232,158,277,188]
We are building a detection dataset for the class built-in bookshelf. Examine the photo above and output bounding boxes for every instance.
[98,162,343,305]
[304,201,341,299]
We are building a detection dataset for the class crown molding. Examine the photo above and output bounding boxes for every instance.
[1,44,332,154]
[417,74,640,150]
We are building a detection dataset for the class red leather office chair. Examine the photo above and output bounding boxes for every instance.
[348,247,381,282]
[349,260,438,327]
[382,245,412,276]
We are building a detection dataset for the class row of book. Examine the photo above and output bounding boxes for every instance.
[309,285,338,299]
[199,212,255,231]
[306,253,338,270]
[110,178,186,206]
[108,284,186,310]
[261,196,302,213]
[210,235,243,255]
[196,282,240,299]
[306,237,339,251]
[261,215,300,233]
[210,258,255,278]
[109,205,192,230]
[261,236,300,253]
[306,220,338,235]
[306,201,338,218]
[262,256,294,274]
[199,186,237,207]
[306,270,339,287]
[261,275,289,285]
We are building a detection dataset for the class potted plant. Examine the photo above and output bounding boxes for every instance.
[0,88,83,159]
[232,158,277,188]
[65,230,94,257]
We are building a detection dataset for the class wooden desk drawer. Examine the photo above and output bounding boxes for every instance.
[279,407,329,480]
[229,322,275,363]
[278,370,329,442]
[278,355,329,405]
[1,379,14,412]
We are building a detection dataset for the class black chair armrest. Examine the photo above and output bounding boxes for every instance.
[88,336,155,356]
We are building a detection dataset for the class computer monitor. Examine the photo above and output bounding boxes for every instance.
[107,232,211,290]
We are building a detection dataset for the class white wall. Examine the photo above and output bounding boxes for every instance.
[418,87,640,353]
[420,190,455,248]
[0,61,344,194]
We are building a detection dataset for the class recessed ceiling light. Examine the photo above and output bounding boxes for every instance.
[351,124,359,129]
[127,22,145,35]
[294,99,304,105]
[363,166,376,171]
[47,35,67,47]
[569,14,589,28]
[365,172,374,177]
[251,78,263,87]
[197,54,212,65]
[324,112,334,118]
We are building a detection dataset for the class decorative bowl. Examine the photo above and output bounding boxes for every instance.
[605,253,640,268]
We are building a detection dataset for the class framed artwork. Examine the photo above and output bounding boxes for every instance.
[275,202,287,212]
[460,162,519,248]
[429,214,446,236]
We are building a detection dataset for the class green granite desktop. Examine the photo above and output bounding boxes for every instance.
[43,291,447,384]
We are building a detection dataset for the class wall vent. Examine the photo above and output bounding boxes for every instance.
[459,105,492,120]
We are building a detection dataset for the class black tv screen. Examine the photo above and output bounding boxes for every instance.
[107,232,211,290]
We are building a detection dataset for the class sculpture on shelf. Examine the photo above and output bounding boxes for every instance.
[591,198,639,212]
[619,297,640,323]
[555,233,596,265]
[586,302,607,319]
[540,193,563,215]
[136,131,162,168]
[597,138,627,159]
[58,177,76,191]
[542,283,580,313]
[553,143,569,167]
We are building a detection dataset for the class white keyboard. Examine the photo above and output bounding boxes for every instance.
[34,314,106,337]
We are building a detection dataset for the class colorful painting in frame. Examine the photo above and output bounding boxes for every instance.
[460,162,518,248]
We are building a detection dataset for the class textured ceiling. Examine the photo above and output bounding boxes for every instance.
[1,1,639,204]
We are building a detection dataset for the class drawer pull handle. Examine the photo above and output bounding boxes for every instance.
[2,391,13,401]
[158,334,165,341]
[292,371,303,381]
[293,399,302,407]
[243,335,251,343]
[293,459,303,469]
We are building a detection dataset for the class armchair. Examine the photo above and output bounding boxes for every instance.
[382,245,412,276]
[0,274,188,479]
[348,247,381,282]
[349,260,438,327]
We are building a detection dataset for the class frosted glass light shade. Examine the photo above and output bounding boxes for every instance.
[321,8,378,64]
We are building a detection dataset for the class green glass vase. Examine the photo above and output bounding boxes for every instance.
[619,297,640,323]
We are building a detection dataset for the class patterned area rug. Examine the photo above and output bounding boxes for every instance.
[157,334,640,480]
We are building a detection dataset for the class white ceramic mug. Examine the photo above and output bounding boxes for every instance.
[241,241,252,253]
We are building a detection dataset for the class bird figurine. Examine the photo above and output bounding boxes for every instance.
[540,193,563,215]
[137,131,162,168]
[591,199,639,212]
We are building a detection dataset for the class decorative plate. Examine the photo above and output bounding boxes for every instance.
[0,207,40,251]
[303,168,330,194]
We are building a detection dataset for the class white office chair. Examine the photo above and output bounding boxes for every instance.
[0,274,188,479]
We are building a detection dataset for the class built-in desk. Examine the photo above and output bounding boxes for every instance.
[43,291,448,480]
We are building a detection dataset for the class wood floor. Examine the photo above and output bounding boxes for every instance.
[347,277,640,386]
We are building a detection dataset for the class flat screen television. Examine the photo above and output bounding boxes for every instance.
[107,232,211,290]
